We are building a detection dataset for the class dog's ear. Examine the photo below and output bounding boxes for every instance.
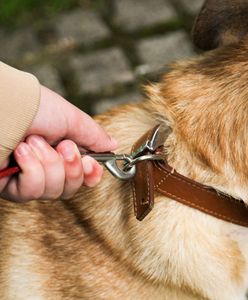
[192,0,248,50]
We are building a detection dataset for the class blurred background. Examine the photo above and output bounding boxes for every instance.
[0,0,204,115]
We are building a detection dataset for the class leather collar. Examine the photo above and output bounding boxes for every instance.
[131,126,248,227]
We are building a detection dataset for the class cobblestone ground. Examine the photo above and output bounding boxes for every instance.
[0,0,204,115]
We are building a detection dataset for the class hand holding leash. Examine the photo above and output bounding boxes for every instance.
[0,85,117,202]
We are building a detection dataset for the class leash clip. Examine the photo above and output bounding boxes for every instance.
[84,152,164,181]
[84,152,136,181]
[80,125,170,181]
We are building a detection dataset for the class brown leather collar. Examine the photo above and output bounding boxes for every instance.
[131,126,248,227]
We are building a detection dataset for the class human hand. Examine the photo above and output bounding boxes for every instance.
[0,85,117,202]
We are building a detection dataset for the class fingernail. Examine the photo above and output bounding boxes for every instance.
[29,136,46,148]
[82,157,93,174]
[61,144,76,162]
[16,143,29,157]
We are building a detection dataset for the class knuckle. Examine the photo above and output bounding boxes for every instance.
[84,176,101,188]
[67,168,83,180]
[44,155,62,166]
[25,189,43,201]
[61,192,76,200]
[20,195,35,202]
[59,139,75,148]
[21,181,44,200]
[57,140,77,157]
[48,189,63,200]
[18,171,45,200]
[19,196,32,203]
[25,164,39,175]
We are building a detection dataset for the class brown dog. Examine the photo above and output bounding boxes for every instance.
[1,1,248,299]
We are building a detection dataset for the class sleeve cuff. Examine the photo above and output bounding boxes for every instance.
[0,62,40,165]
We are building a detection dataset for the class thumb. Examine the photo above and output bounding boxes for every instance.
[65,105,118,152]
[27,85,118,152]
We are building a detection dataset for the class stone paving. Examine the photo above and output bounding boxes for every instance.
[113,0,177,32]
[0,0,204,115]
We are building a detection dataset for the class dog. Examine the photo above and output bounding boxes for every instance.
[1,1,248,299]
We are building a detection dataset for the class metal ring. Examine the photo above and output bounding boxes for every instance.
[124,154,164,170]
[104,160,136,180]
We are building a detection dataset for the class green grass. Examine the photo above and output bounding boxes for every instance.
[0,0,79,27]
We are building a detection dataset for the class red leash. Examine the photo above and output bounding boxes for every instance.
[0,166,20,179]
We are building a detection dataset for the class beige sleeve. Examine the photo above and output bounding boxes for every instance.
[0,62,40,165]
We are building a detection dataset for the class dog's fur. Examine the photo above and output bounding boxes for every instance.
[1,1,248,299]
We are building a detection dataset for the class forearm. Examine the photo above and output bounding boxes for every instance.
[0,62,40,165]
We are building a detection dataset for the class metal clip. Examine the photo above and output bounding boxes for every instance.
[85,152,164,180]
[78,124,170,181]
[81,152,136,181]
[123,153,164,171]
[131,124,171,158]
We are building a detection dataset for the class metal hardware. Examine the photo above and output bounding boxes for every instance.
[79,151,164,181]
[104,159,136,180]
[146,125,169,152]
[90,152,136,180]
[78,124,170,181]
[123,153,164,171]
[85,152,131,163]
[79,151,136,181]
[131,124,171,158]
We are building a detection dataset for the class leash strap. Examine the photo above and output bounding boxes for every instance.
[0,166,19,179]
[131,127,157,220]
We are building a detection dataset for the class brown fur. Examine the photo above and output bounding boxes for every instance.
[1,1,248,299]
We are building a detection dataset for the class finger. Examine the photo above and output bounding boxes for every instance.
[56,140,84,199]
[82,156,103,187]
[2,143,45,202]
[27,135,65,199]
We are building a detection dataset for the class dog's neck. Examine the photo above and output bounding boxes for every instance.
[147,55,248,203]
[59,100,248,299]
